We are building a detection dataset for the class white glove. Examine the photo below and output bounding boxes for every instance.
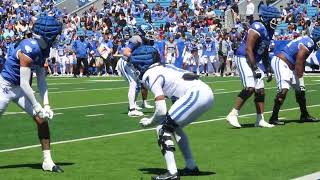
[33,103,50,120]
[44,105,54,120]
[139,117,154,127]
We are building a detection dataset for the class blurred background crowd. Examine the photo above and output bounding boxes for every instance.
[0,0,319,77]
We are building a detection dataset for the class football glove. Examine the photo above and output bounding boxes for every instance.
[44,105,54,120]
[33,103,50,120]
[252,65,262,79]
[139,117,154,127]
[266,72,272,82]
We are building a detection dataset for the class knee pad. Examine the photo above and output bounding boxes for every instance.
[162,114,179,133]
[238,88,254,101]
[157,126,175,155]
[254,89,265,103]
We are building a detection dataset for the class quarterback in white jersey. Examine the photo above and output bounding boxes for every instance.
[129,45,213,179]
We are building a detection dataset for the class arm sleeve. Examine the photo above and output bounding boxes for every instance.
[20,67,40,107]
[35,66,49,106]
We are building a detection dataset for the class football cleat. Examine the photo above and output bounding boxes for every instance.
[269,118,285,125]
[128,109,144,117]
[226,114,241,128]
[152,171,180,180]
[141,103,154,109]
[300,114,319,122]
[42,162,64,173]
[179,166,200,176]
[255,120,275,128]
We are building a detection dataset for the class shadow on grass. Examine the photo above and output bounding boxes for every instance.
[0,162,74,170]
[139,168,216,176]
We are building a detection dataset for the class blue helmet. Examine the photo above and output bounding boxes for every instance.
[137,23,155,40]
[32,12,62,46]
[311,26,320,49]
[259,5,281,29]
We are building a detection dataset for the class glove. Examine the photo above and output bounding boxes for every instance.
[266,72,272,82]
[44,105,54,120]
[252,65,262,79]
[33,103,50,120]
[139,117,154,127]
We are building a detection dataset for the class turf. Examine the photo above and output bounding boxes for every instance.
[0,76,319,180]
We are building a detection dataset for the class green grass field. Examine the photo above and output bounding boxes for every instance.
[0,76,320,180]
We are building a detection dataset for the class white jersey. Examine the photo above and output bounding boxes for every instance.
[142,64,203,98]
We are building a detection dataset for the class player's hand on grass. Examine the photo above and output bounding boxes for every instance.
[139,117,154,127]
[44,105,54,120]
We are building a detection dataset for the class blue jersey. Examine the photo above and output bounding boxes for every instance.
[281,36,315,65]
[202,40,216,56]
[57,44,65,56]
[236,22,272,63]
[1,39,46,85]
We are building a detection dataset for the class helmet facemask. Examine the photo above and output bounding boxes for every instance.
[269,17,281,30]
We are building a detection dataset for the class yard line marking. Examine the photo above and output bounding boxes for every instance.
[49,88,60,90]
[46,82,320,94]
[4,82,320,115]
[214,89,225,91]
[0,104,319,153]
[75,88,85,90]
[49,87,129,94]
[292,171,320,180]
[55,113,64,115]
[85,114,104,117]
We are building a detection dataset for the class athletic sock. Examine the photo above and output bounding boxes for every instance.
[164,151,178,174]
[256,113,264,122]
[43,150,54,164]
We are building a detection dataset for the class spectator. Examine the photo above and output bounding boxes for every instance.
[246,0,254,24]
[72,32,92,77]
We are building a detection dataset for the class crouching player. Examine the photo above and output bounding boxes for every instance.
[129,45,214,179]
[0,13,63,172]
[268,27,320,125]
[117,23,155,117]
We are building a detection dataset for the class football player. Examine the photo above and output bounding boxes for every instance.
[0,13,63,172]
[129,46,214,180]
[201,34,217,76]
[116,23,155,117]
[226,5,281,128]
[164,34,179,65]
[268,27,320,125]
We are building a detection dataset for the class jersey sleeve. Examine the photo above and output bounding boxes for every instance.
[127,35,142,51]
[300,37,315,52]
[19,39,42,64]
[250,22,265,36]
[142,72,165,98]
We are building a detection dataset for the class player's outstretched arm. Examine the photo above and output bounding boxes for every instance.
[36,66,53,119]
[295,45,310,78]
[19,52,47,118]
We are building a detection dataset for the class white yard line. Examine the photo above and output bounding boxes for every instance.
[292,171,320,180]
[85,114,104,117]
[0,104,319,153]
[45,82,320,94]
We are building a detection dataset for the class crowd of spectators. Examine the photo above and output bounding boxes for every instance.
[0,0,319,76]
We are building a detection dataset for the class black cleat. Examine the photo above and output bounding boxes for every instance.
[300,115,319,123]
[52,165,64,173]
[151,171,180,180]
[269,118,285,125]
[179,166,200,176]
